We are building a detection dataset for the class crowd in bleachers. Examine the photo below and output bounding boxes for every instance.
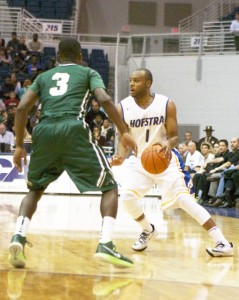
[0,31,112,156]
[179,129,239,209]
[7,0,74,20]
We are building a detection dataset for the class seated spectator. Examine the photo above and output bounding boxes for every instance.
[178,142,188,163]
[0,98,6,111]
[9,52,26,73]
[0,107,8,124]
[26,54,42,77]
[5,106,17,132]
[92,126,106,147]
[85,98,107,125]
[105,128,115,148]
[0,34,5,47]
[0,122,15,152]
[5,91,19,110]
[193,142,214,199]
[19,79,32,100]
[6,32,20,58]
[90,113,104,132]
[184,141,204,178]
[101,118,113,137]
[222,165,239,209]
[195,139,230,205]
[198,125,219,149]
[44,57,56,71]
[17,36,29,60]
[0,76,15,101]
[209,137,239,207]
[29,108,41,132]
[0,47,11,64]
[212,142,220,156]
[27,33,43,54]
[10,72,21,96]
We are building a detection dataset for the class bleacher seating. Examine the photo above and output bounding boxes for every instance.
[8,0,74,20]
[0,64,10,79]
[220,6,239,21]
[81,48,89,65]
[89,49,109,88]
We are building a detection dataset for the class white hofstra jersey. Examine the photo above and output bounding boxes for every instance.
[120,94,169,158]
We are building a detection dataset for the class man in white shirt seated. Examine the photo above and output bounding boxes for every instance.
[185,141,204,178]
[0,122,15,152]
[230,11,239,51]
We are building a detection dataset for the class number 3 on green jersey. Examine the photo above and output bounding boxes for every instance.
[50,73,70,96]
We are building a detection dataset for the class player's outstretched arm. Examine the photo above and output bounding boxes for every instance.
[94,88,137,157]
[164,100,178,159]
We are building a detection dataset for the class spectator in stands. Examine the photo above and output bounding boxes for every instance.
[85,98,107,125]
[0,99,6,111]
[6,32,20,58]
[198,126,219,149]
[230,11,239,51]
[0,33,5,47]
[27,33,43,54]
[0,47,11,64]
[0,122,15,152]
[5,91,19,110]
[26,54,42,77]
[209,137,239,207]
[10,72,21,96]
[9,53,26,73]
[44,57,56,71]
[178,142,188,163]
[106,129,115,148]
[19,79,32,100]
[29,108,41,132]
[185,141,204,178]
[212,142,220,156]
[93,126,106,147]
[17,36,29,60]
[90,113,104,132]
[6,106,17,132]
[0,108,8,125]
[184,130,193,144]
[193,142,215,199]
[101,118,112,138]
[0,75,15,101]
[214,162,239,208]
[195,139,230,205]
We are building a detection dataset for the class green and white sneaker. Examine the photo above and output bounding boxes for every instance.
[94,241,133,268]
[8,234,32,268]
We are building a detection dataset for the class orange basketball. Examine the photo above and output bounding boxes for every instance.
[141,144,172,174]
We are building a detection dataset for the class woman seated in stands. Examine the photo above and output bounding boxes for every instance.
[0,47,11,65]
[92,126,106,147]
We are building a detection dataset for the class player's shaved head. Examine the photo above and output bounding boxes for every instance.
[58,37,82,62]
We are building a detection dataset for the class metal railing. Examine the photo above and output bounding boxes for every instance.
[0,6,75,40]
[179,0,239,32]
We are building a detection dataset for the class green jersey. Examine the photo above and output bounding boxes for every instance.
[29,64,105,118]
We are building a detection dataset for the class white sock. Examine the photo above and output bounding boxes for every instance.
[208,226,230,246]
[138,217,152,233]
[14,216,30,237]
[99,216,115,243]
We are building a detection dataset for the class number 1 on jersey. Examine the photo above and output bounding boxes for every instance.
[146,129,149,142]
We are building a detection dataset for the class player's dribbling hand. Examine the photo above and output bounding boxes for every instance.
[121,133,138,157]
[110,155,124,167]
[153,143,172,161]
[13,146,27,173]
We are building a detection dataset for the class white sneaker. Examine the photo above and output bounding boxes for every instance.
[132,224,158,251]
[206,242,233,257]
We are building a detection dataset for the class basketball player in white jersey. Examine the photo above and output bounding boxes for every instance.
[113,68,233,257]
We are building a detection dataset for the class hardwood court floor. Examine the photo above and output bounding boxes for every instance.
[0,193,239,300]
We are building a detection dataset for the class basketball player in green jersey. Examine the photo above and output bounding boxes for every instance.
[8,37,137,269]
